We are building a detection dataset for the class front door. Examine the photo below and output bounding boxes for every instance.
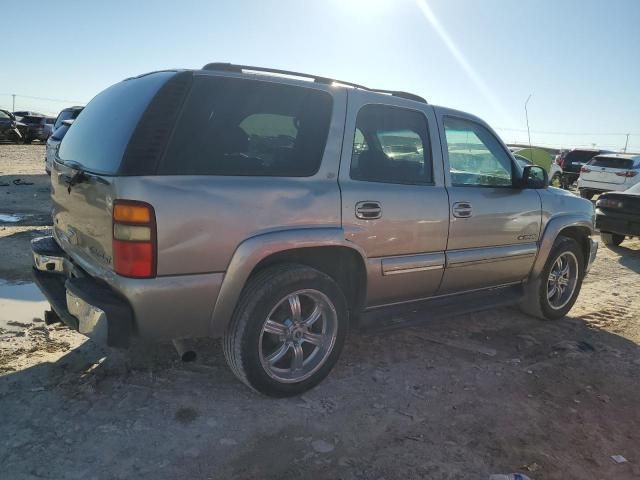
[437,113,541,293]
[339,93,450,307]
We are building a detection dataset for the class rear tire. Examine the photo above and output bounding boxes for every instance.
[601,232,624,247]
[223,264,348,397]
[520,236,585,320]
[579,190,593,200]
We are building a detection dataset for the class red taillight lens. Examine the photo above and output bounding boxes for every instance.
[580,166,591,173]
[615,170,638,177]
[112,200,156,278]
[113,240,154,277]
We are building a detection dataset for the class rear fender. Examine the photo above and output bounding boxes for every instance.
[209,228,366,336]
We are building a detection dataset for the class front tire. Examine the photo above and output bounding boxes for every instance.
[520,236,585,320]
[601,232,624,247]
[223,264,348,397]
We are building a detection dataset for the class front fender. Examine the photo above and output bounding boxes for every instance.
[209,228,366,336]
[530,213,594,279]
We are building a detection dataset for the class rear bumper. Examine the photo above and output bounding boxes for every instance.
[32,236,133,347]
[596,210,640,237]
[32,235,225,345]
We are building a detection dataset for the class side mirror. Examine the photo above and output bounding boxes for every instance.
[521,165,548,189]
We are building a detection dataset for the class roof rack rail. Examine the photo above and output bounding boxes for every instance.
[201,63,427,104]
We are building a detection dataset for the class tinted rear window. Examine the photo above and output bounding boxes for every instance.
[589,157,635,169]
[58,71,174,174]
[565,150,599,163]
[21,116,43,124]
[54,108,82,130]
[159,76,333,176]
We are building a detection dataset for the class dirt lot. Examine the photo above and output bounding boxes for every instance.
[1,145,639,479]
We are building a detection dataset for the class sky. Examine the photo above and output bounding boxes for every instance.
[2,0,639,151]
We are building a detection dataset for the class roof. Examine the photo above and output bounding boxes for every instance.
[201,62,428,104]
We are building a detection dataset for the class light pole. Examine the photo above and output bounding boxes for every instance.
[524,94,532,150]
[12,94,16,112]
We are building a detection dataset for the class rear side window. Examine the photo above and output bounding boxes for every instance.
[159,76,333,176]
[589,156,634,169]
[350,105,433,185]
[58,71,174,174]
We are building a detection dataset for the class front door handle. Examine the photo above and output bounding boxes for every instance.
[452,201,472,218]
[355,201,382,220]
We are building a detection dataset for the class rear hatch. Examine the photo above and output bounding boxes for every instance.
[581,156,636,185]
[51,70,189,276]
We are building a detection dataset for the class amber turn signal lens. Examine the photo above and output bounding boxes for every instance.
[113,203,152,223]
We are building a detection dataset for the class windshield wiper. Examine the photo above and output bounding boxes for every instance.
[63,163,90,193]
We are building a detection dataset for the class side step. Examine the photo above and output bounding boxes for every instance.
[356,284,524,334]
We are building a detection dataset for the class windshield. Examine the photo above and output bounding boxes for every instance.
[0,110,10,120]
[21,116,43,124]
[58,71,174,174]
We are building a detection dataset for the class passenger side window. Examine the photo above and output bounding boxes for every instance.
[444,117,513,187]
[160,77,333,177]
[350,105,432,185]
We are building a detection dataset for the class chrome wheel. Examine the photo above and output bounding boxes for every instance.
[546,252,579,310]
[550,173,562,188]
[258,289,338,383]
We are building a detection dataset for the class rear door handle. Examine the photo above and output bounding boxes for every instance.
[452,201,472,218]
[355,201,382,220]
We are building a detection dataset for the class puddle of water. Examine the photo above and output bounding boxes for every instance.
[0,281,49,332]
[0,214,23,223]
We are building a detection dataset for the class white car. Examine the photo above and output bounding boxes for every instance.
[513,154,563,187]
[577,154,640,199]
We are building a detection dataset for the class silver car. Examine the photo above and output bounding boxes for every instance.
[32,64,598,396]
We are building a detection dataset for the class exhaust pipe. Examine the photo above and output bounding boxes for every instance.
[172,339,197,362]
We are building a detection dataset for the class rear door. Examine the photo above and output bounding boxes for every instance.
[339,91,449,307]
[582,156,636,186]
[436,110,541,294]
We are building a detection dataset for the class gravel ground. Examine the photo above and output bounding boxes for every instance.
[1,144,639,480]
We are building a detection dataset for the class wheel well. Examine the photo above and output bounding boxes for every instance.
[250,247,367,318]
[558,226,591,270]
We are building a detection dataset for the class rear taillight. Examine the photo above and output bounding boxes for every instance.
[580,166,591,173]
[615,170,638,177]
[112,200,156,278]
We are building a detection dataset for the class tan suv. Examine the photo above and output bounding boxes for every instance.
[32,63,598,396]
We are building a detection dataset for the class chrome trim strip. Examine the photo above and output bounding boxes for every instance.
[384,265,443,275]
[446,243,537,268]
[381,252,445,276]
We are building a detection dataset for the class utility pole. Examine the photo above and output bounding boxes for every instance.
[623,133,629,153]
[11,94,16,112]
[524,94,532,152]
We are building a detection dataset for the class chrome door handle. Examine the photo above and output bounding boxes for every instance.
[355,201,382,220]
[452,201,472,218]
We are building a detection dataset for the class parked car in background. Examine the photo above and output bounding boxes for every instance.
[53,106,83,131]
[577,154,640,199]
[595,181,640,247]
[513,154,563,187]
[13,110,46,119]
[44,120,74,174]
[20,115,55,143]
[32,63,597,396]
[556,148,612,189]
[0,109,28,143]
